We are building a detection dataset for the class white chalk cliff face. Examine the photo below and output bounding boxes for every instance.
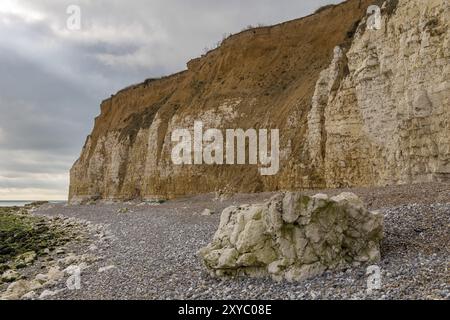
[69,0,449,203]
[308,0,450,188]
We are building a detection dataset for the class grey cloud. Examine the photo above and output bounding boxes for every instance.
[0,175,67,190]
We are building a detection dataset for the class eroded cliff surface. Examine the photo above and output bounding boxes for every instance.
[69,0,450,203]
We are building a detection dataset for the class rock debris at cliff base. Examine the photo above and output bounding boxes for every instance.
[0,204,112,300]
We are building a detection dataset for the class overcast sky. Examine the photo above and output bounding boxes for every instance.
[0,0,341,200]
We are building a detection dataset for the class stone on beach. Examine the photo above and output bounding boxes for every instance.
[1,270,20,283]
[199,192,384,281]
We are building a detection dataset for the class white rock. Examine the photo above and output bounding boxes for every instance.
[39,289,64,299]
[35,273,49,284]
[201,209,214,216]
[98,265,116,273]
[312,193,329,200]
[200,192,383,281]
[21,291,37,300]
[331,192,364,207]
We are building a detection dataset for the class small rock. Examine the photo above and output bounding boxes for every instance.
[14,251,37,266]
[47,266,64,282]
[21,291,37,300]
[39,289,64,299]
[1,270,20,283]
[35,273,49,284]
[1,280,42,300]
[201,209,214,216]
[98,265,116,273]
[117,208,130,214]
[55,248,66,255]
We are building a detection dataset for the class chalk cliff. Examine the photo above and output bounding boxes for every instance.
[69,0,450,203]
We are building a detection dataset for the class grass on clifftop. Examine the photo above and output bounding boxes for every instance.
[0,207,69,273]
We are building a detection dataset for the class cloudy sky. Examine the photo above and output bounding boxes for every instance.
[0,0,341,200]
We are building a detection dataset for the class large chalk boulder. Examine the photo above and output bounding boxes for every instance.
[199,192,383,281]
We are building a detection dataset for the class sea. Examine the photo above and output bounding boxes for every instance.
[0,201,66,207]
